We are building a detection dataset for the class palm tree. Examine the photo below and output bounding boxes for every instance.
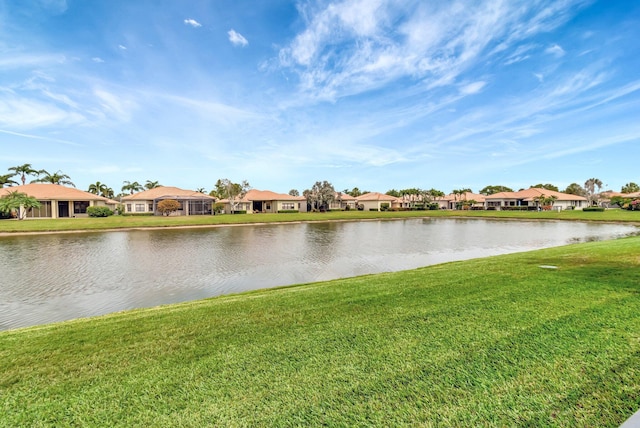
[584,178,603,206]
[145,180,161,190]
[195,187,206,194]
[102,187,115,199]
[88,181,107,195]
[32,170,75,187]
[0,173,18,188]
[122,181,144,195]
[8,164,39,185]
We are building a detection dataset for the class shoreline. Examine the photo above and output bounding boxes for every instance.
[1,214,639,237]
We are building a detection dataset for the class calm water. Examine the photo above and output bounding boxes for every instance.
[0,218,637,331]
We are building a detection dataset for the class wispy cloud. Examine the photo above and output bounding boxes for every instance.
[228,29,248,47]
[184,19,201,28]
[118,45,127,50]
[277,1,591,102]
[545,43,566,57]
[92,57,105,63]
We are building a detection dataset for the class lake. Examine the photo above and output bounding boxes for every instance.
[0,218,637,331]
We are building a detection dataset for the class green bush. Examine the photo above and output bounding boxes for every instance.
[86,206,114,217]
[277,210,299,213]
[380,203,390,211]
[122,213,154,217]
[583,207,605,212]
[232,210,247,214]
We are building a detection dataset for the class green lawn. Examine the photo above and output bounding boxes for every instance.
[1,236,639,426]
[1,208,639,233]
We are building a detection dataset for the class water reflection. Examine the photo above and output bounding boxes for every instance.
[0,218,637,330]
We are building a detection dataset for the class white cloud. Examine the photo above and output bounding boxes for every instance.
[228,29,248,47]
[460,81,486,95]
[118,45,127,50]
[545,43,566,57]
[534,73,544,82]
[184,19,202,28]
[92,57,104,63]
[277,1,590,102]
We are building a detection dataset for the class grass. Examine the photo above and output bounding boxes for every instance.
[1,236,639,426]
[1,208,639,233]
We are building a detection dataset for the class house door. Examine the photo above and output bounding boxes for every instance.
[253,201,263,212]
[58,201,69,218]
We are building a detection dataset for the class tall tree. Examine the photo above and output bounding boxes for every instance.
[88,181,107,195]
[122,181,144,195]
[0,173,18,188]
[584,178,603,206]
[145,180,161,190]
[563,183,586,196]
[479,185,513,195]
[621,182,640,194]
[32,170,75,187]
[8,164,38,185]
[195,187,206,194]
[0,191,41,220]
[216,179,250,213]
[530,183,559,192]
[288,189,300,197]
[306,181,335,211]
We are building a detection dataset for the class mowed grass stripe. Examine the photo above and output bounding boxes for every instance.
[1,237,639,426]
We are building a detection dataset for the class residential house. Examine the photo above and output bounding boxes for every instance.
[329,192,357,210]
[221,189,307,214]
[0,183,115,218]
[121,186,216,216]
[356,192,398,211]
[436,192,486,210]
[485,188,587,211]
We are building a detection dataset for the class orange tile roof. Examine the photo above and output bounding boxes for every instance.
[122,186,214,201]
[439,192,486,202]
[244,189,305,201]
[357,192,398,202]
[0,183,109,201]
[486,188,587,201]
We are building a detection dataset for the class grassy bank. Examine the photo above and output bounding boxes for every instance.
[1,208,639,233]
[2,237,639,426]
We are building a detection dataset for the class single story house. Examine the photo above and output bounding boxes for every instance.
[0,183,115,218]
[435,192,486,210]
[356,192,398,211]
[122,186,216,216]
[485,188,587,211]
[220,189,307,214]
[329,192,357,210]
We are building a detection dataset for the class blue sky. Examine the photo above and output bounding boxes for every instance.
[1,0,639,195]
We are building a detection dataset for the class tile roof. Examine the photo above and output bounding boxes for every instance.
[438,192,486,202]
[219,189,305,203]
[122,186,215,201]
[357,192,398,202]
[485,188,587,201]
[0,183,109,201]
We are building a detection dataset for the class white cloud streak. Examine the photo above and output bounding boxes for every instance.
[278,0,591,101]
[228,29,248,47]
[184,19,202,28]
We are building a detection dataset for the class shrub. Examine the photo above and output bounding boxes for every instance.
[86,206,113,217]
[583,207,605,212]
[380,203,390,211]
[232,210,247,214]
[157,199,181,216]
[277,210,298,213]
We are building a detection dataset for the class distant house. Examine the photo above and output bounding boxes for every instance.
[485,188,587,211]
[436,192,486,210]
[0,183,115,218]
[121,186,216,216]
[356,192,398,211]
[220,189,307,214]
[329,192,357,210]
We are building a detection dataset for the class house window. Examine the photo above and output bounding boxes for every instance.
[74,201,90,214]
[126,204,132,212]
[149,204,154,212]
[26,201,52,218]
[135,204,145,212]
[282,203,295,210]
